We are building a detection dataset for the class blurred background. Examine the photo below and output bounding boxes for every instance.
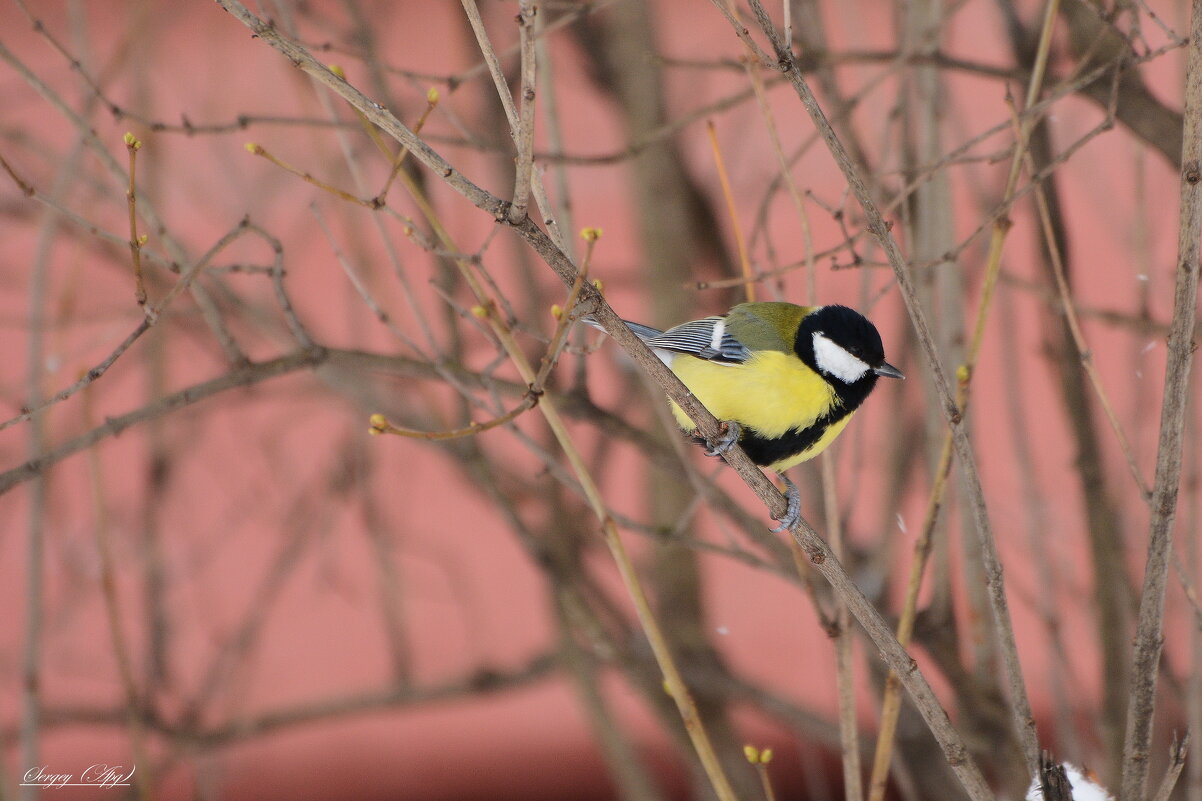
[0,0,1197,799]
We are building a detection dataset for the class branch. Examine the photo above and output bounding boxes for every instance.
[1120,0,1202,794]
[0,349,329,497]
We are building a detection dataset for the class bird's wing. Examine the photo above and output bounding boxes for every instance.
[643,315,752,364]
[721,304,800,354]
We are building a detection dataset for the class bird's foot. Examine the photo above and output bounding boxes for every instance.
[769,474,801,533]
[703,421,741,458]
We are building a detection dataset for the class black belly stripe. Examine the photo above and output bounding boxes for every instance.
[695,376,878,468]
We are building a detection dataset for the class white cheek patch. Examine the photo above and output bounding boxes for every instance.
[812,332,871,383]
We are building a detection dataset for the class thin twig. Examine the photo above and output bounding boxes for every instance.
[124,132,148,307]
[825,456,863,801]
[707,0,781,70]
[745,746,779,801]
[705,119,756,301]
[532,5,574,255]
[0,349,329,498]
[1023,144,1151,499]
[461,0,520,130]
[509,1,538,224]
[372,87,440,203]
[82,385,152,801]
[0,150,36,195]
[1150,731,1191,801]
[245,142,379,207]
[368,393,541,440]
[744,59,816,302]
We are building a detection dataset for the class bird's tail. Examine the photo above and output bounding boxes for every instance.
[582,315,662,342]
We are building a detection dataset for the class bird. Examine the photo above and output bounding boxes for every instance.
[590,302,903,531]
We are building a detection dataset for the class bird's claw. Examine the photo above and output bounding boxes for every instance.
[703,421,741,457]
[769,474,801,533]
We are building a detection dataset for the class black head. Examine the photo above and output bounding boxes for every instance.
[795,305,902,399]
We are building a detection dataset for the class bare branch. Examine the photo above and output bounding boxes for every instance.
[1121,0,1202,794]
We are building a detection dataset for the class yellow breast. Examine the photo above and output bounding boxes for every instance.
[667,350,844,465]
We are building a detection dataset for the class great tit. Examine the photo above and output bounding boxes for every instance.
[593,302,903,530]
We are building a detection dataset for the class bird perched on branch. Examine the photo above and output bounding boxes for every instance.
[590,302,903,531]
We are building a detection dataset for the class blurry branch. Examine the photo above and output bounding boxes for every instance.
[997,271,1193,338]
[1061,0,1186,168]
[570,1,734,291]
[4,653,558,748]
[0,349,328,497]
[554,602,667,801]
[999,287,1084,757]
[1149,731,1190,801]
[82,385,153,801]
[1019,115,1139,769]
[823,453,863,801]
[1121,0,1202,795]
[744,55,817,301]
[20,64,59,801]
[533,3,576,255]
[447,0,616,90]
[179,465,351,731]
[789,0,875,179]
[1002,18,1135,773]
[0,219,273,434]
[705,120,756,300]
